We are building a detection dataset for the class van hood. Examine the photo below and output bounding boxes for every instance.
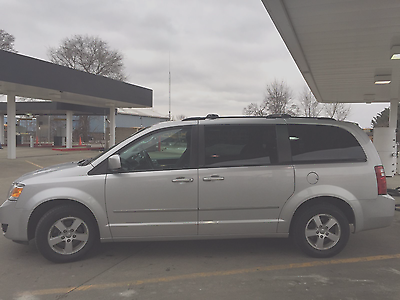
[15,161,89,183]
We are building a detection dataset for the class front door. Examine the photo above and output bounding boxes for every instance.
[105,126,198,239]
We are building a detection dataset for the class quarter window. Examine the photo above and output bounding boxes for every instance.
[203,125,278,167]
[288,124,367,163]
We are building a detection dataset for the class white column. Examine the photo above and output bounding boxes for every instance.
[0,114,4,145]
[389,99,398,128]
[389,99,399,175]
[36,117,40,145]
[109,106,116,147]
[7,94,16,159]
[47,115,51,144]
[66,111,73,148]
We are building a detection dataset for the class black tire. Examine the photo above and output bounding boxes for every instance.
[291,204,350,258]
[35,205,98,263]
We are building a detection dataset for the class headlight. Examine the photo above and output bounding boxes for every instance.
[8,183,25,201]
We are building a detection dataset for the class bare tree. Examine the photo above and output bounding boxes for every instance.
[0,30,16,102]
[0,29,17,52]
[243,80,298,116]
[371,105,400,140]
[298,87,323,117]
[371,107,390,128]
[48,34,127,81]
[243,103,266,116]
[48,35,127,142]
[324,102,351,121]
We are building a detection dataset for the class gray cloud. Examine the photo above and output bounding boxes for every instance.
[1,0,384,127]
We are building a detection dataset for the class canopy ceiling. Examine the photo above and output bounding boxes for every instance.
[262,0,400,104]
[0,50,152,108]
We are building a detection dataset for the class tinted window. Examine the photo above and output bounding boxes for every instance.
[203,125,277,167]
[118,127,192,171]
[288,124,366,163]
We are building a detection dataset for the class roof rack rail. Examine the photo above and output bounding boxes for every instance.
[266,114,292,118]
[182,114,293,121]
[206,113,219,119]
[182,116,205,121]
[182,113,220,121]
[182,114,336,121]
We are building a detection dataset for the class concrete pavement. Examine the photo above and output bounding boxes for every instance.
[0,146,399,300]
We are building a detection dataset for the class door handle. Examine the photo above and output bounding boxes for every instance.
[203,175,225,181]
[172,177,194,183]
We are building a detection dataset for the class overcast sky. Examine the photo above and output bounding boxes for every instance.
[1,0,389,127]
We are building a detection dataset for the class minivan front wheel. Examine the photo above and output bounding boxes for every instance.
[35,205,98,263]
[292,204,350,258]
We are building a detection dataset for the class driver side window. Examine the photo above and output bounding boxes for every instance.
[118,126,192,172]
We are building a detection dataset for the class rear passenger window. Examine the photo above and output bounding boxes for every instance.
[203,125,278,167]
[288,124,367,163]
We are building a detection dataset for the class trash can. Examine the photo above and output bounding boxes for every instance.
[54,136,63,146]
[16,135,22,146]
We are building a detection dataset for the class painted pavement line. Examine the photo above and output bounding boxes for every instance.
[18,253,400,297]
[25,160,43,168]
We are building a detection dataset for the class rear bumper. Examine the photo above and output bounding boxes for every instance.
[354,194,395,232]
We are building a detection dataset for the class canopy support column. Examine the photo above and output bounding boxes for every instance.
[0,114,4,146]
[109,106,116,147]
[389,99,399,175]
[66,111,73,149]
[7,94,16,159]
[389,99,398,128]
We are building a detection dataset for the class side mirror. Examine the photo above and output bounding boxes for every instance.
[108,154,122,170]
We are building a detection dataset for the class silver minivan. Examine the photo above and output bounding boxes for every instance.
[0,115,395,262]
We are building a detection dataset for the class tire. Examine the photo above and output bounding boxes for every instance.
[35,205,98,263]
[291,204,350,258]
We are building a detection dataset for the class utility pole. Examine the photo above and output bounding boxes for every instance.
[169,54,171,121]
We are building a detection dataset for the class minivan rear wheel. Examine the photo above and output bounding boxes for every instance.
[292,204,350,258]
[35,205,98,263]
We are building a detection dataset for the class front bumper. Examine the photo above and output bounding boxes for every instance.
[0,200,30,242]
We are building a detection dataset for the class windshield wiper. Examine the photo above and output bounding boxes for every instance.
[77,158,91,166]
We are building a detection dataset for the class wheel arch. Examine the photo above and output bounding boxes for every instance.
[27,199,99,241]
[289,196,355,236]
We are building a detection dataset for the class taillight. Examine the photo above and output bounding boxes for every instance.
[374,165,387,195]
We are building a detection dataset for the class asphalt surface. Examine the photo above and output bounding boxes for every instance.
[0,146,399,300]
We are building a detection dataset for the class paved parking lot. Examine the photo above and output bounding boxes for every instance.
[0,147,399,300]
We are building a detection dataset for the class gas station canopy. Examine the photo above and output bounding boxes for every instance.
[262,0,400,176]
[261,0,400,104]
[0,50,152,108]
[0,49,153,159]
